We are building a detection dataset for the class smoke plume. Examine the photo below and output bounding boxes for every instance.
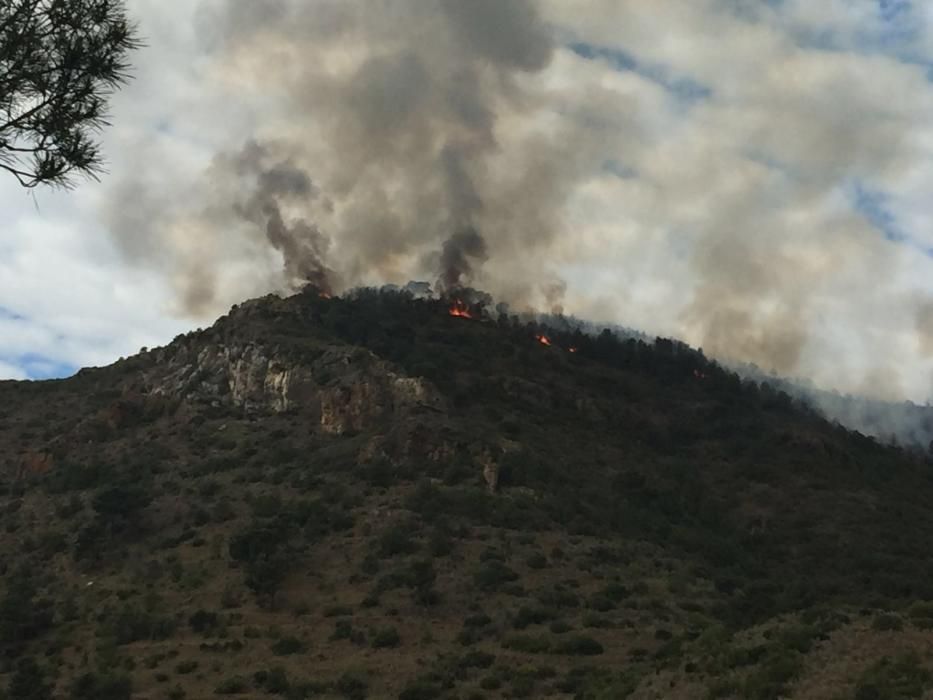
[228,142,333,292]
[103,0,933,409]
[108,0,569,310]
[436,228,488,293]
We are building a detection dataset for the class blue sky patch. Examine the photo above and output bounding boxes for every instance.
[0,307,26,322]
[5,353,78,381]
[603,159,638,180]
[22,355,77,380]
[851,181,909,246]
[743,150,796,179]
[570,42,712,104]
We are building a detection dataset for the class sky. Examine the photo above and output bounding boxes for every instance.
[4,0,933,404]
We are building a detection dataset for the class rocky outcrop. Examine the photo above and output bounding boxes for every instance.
[358,420,458,466]
[479,449,499,492]
[142,339,446,434]
[144,342,314,412]
[319,371,445,436]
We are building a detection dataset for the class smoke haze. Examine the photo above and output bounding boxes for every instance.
[96,0,933,407]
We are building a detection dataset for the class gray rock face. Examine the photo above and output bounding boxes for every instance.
[317,368,445,436]
[143,339,445,435]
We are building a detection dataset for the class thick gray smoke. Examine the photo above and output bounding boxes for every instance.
[107,0,570,310]
[436,228,488,293]
[228,142,333,292]
[103,0,933,423]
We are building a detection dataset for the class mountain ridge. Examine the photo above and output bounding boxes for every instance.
[2,287,933,699]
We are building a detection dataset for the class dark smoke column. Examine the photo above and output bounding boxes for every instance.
[437,228,488,292]
[106,0,565,314]
[231,142,334,293]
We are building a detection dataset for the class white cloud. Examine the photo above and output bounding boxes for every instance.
[0,177,189,375]
[0,361,27,381]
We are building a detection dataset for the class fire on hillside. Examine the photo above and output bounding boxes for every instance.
[448,300,476,319]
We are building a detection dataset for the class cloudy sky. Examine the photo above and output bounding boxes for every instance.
[4,0,933,403]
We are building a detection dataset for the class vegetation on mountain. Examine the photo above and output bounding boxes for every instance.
[1,288,933,698]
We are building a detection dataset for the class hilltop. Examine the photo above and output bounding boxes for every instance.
[2,287,933,699]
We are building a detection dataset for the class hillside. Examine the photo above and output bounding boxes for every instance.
[3,287,933,700]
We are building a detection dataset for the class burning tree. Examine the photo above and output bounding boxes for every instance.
[448,299,475,319]
[444,287,492,320]
[0,0,140,188]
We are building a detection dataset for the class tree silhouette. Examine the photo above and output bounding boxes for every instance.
[0,0,139,188]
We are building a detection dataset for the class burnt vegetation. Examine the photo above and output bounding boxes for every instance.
[1,288,933,697]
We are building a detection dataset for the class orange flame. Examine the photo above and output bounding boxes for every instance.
[569,347,578,353]
[536,334,552,346]
[449,300,475,319]
[319,292,332,299]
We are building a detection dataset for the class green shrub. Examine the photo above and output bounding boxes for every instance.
[92,484,151,523]
[70,672,133,700]
[908,601,933,620]
[398,680,444,700]
[535,586,579,609]
[464,613,492,628]
[502,634,551,654]
[555,667,640,697]
[189,610,220,635]
[706,678,741,699]
[777,624,818,654]
[513,606,556,629]
[429,529,453,557]
[854,652,931,700]
[405,480,446,521]
[377,522,418,557]
[407,558,440,606]
[457,627,483,646]
[360,553,380,576]
[742,651,803,700]
[480,676,502,690]
[479,547,504,562]
[109,605,175,645]
[253,667,290,695]
[332,619,353,641]
[872,613,904,632]
[582,613,612,629]
[0,572,54,650]
[721,643,768,669]
[8,658,52,700]
[228,520,293,605]
[526,553,548,569]
[371,626,401,649]
[175,661,198,675]
[331,620,365,645]
[588,595,616,612]
[474,561,519,591]
[549,620,572,634]
[324,605,353,617]
[459,651,496,669]
[511,675,537,697]
[334,671,368,700]
[601,582,630,602]
[555,635,604,656]
[271,636,305,655]
[214,677,249,695]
